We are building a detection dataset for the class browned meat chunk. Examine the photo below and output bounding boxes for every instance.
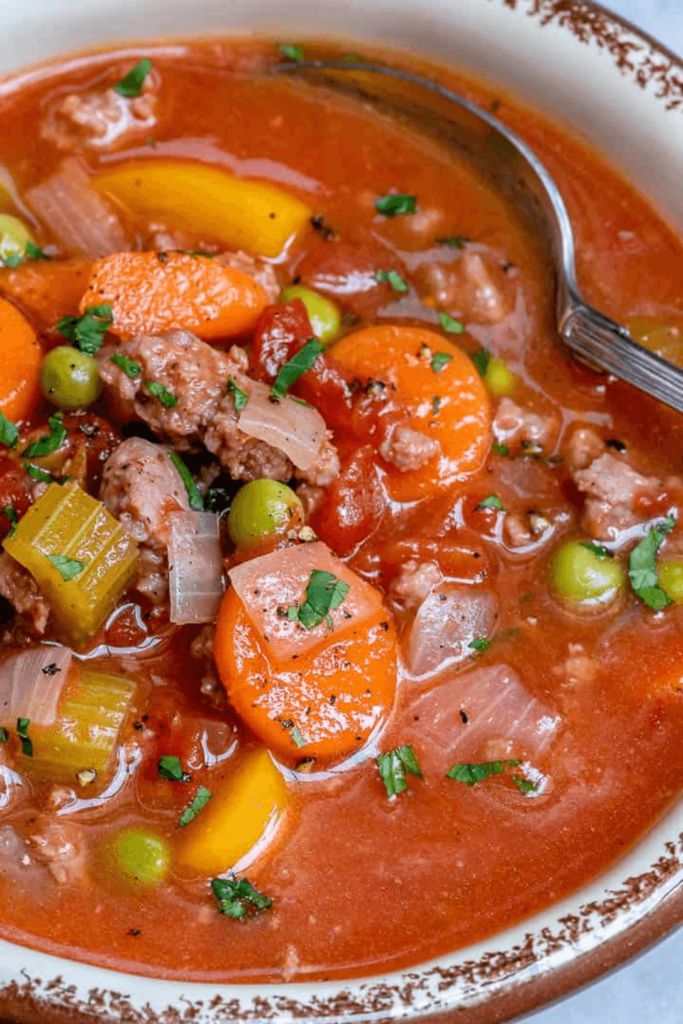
[214,251,280,304]
[0,553,50,635]
[26,819,86,885]
[493,397,558,452]
[420,251,513,325]
[41,78,156,151]
[389,560,443,610]
[573,453,661,541]
[379,424,440,472]
[504,511,553,549]
[563,426,605,472]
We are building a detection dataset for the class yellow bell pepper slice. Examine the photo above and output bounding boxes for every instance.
[94,159,312,258]
[3,481,137,646]
[176,748,288,876]
[22,668,137,786]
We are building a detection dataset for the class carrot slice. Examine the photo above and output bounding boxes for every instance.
[214,588,397,764]
[331,325,491,501]
[0,296,41,422]
[0,259,92,331]
[80,251,270,341]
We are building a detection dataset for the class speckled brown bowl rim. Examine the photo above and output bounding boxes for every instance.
[0,1,682,1021]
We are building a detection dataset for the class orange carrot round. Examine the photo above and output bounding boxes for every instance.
[0,296,41,422]
[80,251,270,341]
[214,588,397,764]
[331,325,491,501]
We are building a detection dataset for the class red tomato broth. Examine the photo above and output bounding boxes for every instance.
[0,37,680,984]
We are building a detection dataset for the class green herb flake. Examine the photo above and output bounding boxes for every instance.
[227,376,249,413]
[169,452,204,511]
[178,785,213,827]
[158,755,190,783]
[447,759,521,786]
[279,43,304,62]
[110,353,142,379]
[113,58,153,98]
[438,312,464,335]
[271,338,324,400]
[377,744,423,798]
[17,717,33,758]
[55,303,113,355]
[211,876,273,920]
[375,269,409,294]
[472,348,491,377]
[431,351,453,374]
[290,726,306,749]
[477,494,506,512]
[25,242,50,262]
[23,411,67,459]
[47,554,85,581]
[24,464,55,484]
[3,504,18,537]
[512,776,539,795]
[146,380,178,408]
[0,411,19,449]
[3,253,23,269]
[287,569,350,630]
[581,541,613,559]
[0,727,9,744]
[468,636,491,653]
[628,515,676,611]
[492,440,509,457]
[431,395,442,416]
[435,235,471,249]
[374,193,417,217]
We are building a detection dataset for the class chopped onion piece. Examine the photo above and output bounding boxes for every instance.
[26,157,128,257]
[0,645,73,729]
[413,664,562,774]
[407,585,497,677]
[238,380,327,472]
[168,512,224,625]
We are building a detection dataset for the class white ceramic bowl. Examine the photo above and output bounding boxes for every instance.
[0,3,681,1021]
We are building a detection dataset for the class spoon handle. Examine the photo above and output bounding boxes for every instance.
[561,303,683,414]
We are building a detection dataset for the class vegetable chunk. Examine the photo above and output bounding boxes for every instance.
[0,296,41,422]
[3,481,137,645]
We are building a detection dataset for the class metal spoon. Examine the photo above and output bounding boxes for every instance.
[276,60,683,415]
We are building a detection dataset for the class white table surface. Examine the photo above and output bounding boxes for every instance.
[521,1,682,1022]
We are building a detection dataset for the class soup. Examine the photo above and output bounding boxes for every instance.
[0,37,680,984]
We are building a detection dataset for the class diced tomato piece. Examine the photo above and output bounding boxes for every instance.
[0,456,32,538]
[312,446,387,556]
[251,299,313,382]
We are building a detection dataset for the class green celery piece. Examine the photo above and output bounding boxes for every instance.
[3,481,138,646]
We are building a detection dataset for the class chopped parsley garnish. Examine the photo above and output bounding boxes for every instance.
[477,494,506,512]
[169,452,204,511]
[113,58,153,97]
[47,554,85,581]
[227,376,249,413]
[17,718,33,758]
[468,636,491,653]
[0,728,8,744]
[628,515,676,611]
[26,242,50,261]
[146,380,178,408]
[512,776,539,795]
[438,312,464,335]
[271,338,324,400]
[24,464,55,484]
[0,411,19,449]
[55,303,113,355]
[492,440,509,457]
[3,253,23,268]
[279,43,304,62]
[287,569,350,630]
[374,193,417,217]
[431,351,453,374]
[178,785,213,827]
[431,395,442,415]
[290,726,307,749]
[446,759,521,786]
[211,876,273,920]
[24,412,67,458]
[581,541,613,559]
[435,235,470,249]
[3,504,18,538]
[471,348,491,377]
[375,269,409,293]
[157,755,191,783]
[377,744,422,798]
[110,353,142,379]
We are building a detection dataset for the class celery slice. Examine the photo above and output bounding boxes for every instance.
[3,481,137,646]
[22,668,136,785]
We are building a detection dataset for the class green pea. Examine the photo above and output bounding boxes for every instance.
[659,559,683,604]
[281,284,341,345]
[0,213,34,266]
[107,828,170,886]
[551,540,625,606]
[485,357,516,398]
[40,345,102,410]
[228,479,304,547]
